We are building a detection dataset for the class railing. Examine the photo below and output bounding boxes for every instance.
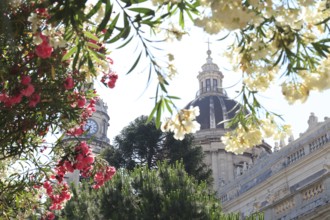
[287,147,305,165]
[309,133,329,152]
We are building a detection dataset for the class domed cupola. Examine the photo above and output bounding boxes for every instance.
[185,47,241,130]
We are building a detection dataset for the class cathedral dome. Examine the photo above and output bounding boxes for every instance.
[185,46,242,130]
[186,94,241,130]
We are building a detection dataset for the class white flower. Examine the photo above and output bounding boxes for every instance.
[33,34,43,45]
[49,36,67,48]
[161,107,201,140]
[27,13,40,33]
[281,82,309,104]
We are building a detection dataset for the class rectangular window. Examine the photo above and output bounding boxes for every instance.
[206,79,211,91]
[213,79,218,91]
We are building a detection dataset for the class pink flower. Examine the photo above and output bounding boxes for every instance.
[67,126,84,136]
[64,77,74,90]
[0,92,8,102]
[35,33,53,59]
[21,84,35,97]
[45,212,55,220]
[64,161,74,173]
[83,155,95,164]
[21,75,31,85]
[107,81,115,88]
[94,172,104,182]
[76,141,90,155]
[9,94,22,105]
[77,96,86,108]
[29,93,40,107]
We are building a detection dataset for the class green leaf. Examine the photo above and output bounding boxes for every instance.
[166,95,180,100]
[97,1,113,33]
[155,99,163,128]
[164,98,173,114]
[106,28,125,44]
[104,14,120,41]
[159,82,168,93]
[83,31,99,41]
[217,32,231,41]
[86,42,101,50]
[128,8,155,17]
[116,36,134,49]
[86,1,102,19]
[179,10,184,28]
[72,44,81,70]
[126,52,142,75]
[61,46,77,61]
[147,104,158,123]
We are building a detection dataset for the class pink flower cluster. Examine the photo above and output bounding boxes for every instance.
[41,141,116,216]
[0,75,40,107]
[101,72,118,88]
[68,92,86,108]
[43,212,55,220]
[54,142,94,183]
[35,33,53,59]
[81,97,97,121]
[43,181,71,210]
[66,97,97,136]
[93,166,116,189]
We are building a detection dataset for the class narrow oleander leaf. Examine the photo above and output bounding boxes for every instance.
[83,31,99,41]
[106,28,125,43]
[72,45,81,70]
[51,65,55,80]
[104,14,120,41]
[155,99,163,128]
[164,98,173,114]
[166,95,180,100]
[126,52,142,75]
[61,46,77,61]
[179,10,184,28]
[147,104,158,123]
[159,82,168,93]
[128,8,155,17]
[217,32,231,41]
[86,42,101,50]
[86,0,102,19]
[116,36,134,49]
[96,0,112,33]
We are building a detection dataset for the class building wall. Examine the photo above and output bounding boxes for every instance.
[216,116,330,220]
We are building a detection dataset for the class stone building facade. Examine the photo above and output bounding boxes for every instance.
[186,48,330,219]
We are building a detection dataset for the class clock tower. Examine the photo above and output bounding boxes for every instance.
[81,98,111,154]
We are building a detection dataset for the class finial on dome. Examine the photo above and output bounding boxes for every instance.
[205,39,212,63]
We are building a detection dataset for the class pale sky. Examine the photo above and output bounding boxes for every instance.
[95,25,330,146]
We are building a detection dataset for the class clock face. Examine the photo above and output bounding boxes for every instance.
[84,119,98,135]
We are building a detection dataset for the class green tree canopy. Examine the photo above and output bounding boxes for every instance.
[101,115,212,183]
[61,161,240,220]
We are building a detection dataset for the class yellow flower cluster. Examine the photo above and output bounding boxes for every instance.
[221,124,263,154]
[161,106,201,140]
[222,117,292,154]
[281,55,330,104]
[197,0,330,104]
[281,82,309,104]
[195,0,264,31]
